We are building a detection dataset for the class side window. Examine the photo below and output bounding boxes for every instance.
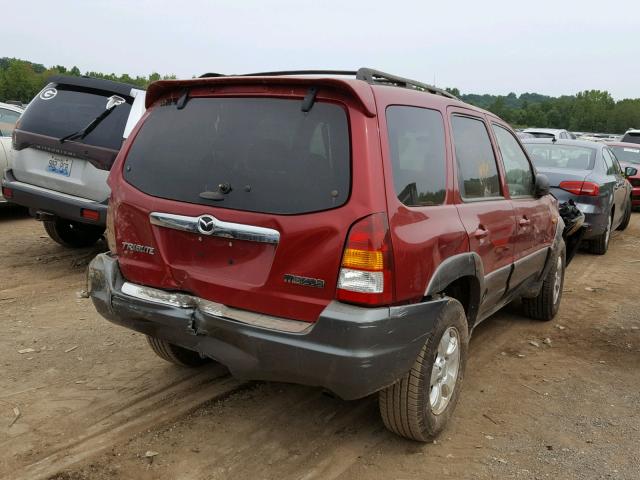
[492,125,535,197]
[451,115,501,199]
[602,149,615,175]
[386,106,447,206]
[608,149,622,175]
[0,108,20,137]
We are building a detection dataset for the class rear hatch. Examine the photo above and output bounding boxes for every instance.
[12,76,144,201]
[112,82,383,322]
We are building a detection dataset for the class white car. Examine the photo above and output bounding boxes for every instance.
[523,128,575,140]
[621,129,640,145]
[0,102,25,204]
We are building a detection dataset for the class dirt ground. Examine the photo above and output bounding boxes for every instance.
[1,206,639,480]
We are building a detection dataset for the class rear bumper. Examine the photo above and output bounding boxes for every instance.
[582,211,609,239]
[1,169,108,225]
[88,253,447,400]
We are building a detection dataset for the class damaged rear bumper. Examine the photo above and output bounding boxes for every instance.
[88,253,447,400]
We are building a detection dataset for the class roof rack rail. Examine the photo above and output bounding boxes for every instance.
[241,70,358,77]
[196,68,458,100]
[355,68,458,99]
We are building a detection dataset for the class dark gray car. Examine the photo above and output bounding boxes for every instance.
[523,138,634,255]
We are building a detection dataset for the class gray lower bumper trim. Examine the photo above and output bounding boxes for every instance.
[2,169,107,225]
[88,253,447,400]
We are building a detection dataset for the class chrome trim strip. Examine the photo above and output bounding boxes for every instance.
[149,212,280,245]
[120,282,311,333]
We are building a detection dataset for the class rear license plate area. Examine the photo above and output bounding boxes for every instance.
[46,155,73,177]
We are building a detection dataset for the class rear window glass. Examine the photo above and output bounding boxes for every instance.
[386,106,446,206]
[527,132,556,139]
[610,146,640,164]
[622,132,640,145]
[17,85,132,150]
[526,144,595,170]
[124,97,351,215]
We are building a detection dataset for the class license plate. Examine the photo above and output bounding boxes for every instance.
[47,156,73,177]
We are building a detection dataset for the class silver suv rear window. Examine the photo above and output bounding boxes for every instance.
[18,86,132,150]
[124,97,351,215]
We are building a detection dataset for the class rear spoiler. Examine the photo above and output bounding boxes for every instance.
[145,76,377,117]
[47,75,142,99]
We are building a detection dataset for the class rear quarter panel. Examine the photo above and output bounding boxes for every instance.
[374,91,468,304]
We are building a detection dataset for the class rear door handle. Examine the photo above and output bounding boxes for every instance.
[473,227,489,239]
[519,217,531,227]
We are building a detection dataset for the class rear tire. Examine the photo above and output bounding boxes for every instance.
[617,200,631,231]
[43,219,105,248]
[587,212,612,255]
[378,298,468,442]
[522,243,565,321]
[146,336,210,367]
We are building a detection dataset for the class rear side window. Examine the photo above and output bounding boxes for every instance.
[386,106,446,206]
[451,115,501,199]
[17,86,132,150]
[0,108,20,136]
[124,97,351,215]
[492,125,535,197]
[603,148,618,175]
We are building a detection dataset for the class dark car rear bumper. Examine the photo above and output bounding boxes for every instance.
[1,169,108,226]
[88,253,447,400]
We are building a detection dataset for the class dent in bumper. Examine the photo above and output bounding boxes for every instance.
[88,253,447,400]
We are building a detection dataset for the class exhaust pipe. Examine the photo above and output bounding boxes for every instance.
[34,211,56,222]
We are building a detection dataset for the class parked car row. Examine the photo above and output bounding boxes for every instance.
[0,69,634,443]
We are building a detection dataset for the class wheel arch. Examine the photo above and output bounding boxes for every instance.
[424,253,484,329]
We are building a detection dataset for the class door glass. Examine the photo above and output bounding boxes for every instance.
[492,125,535,197]
[451,115,502,199]
[386,106,447,206]
[602,149,615,175]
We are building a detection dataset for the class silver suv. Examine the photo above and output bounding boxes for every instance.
[2,76,145,247]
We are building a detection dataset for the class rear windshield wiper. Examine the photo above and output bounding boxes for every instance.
[59,95,126,144]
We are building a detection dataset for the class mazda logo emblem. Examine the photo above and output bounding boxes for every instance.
[197,215,216,234]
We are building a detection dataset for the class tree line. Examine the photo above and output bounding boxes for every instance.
[446,88,640,134]
[1,57,638,134]
[0,57,175,105]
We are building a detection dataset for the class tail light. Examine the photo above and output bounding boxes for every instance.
[560,181,600,196]
[105,201,117,252]
[1,187,13,199]
[337,213,394,306]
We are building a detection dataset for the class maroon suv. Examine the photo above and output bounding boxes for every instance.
[88,69,565,441]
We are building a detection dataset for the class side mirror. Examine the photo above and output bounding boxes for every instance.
[535,173,550,197]
[625,166,638,177]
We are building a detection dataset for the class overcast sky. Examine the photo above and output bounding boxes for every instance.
[4,0,639,99]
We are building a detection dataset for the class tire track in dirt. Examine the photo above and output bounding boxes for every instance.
[13,369,245,480]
